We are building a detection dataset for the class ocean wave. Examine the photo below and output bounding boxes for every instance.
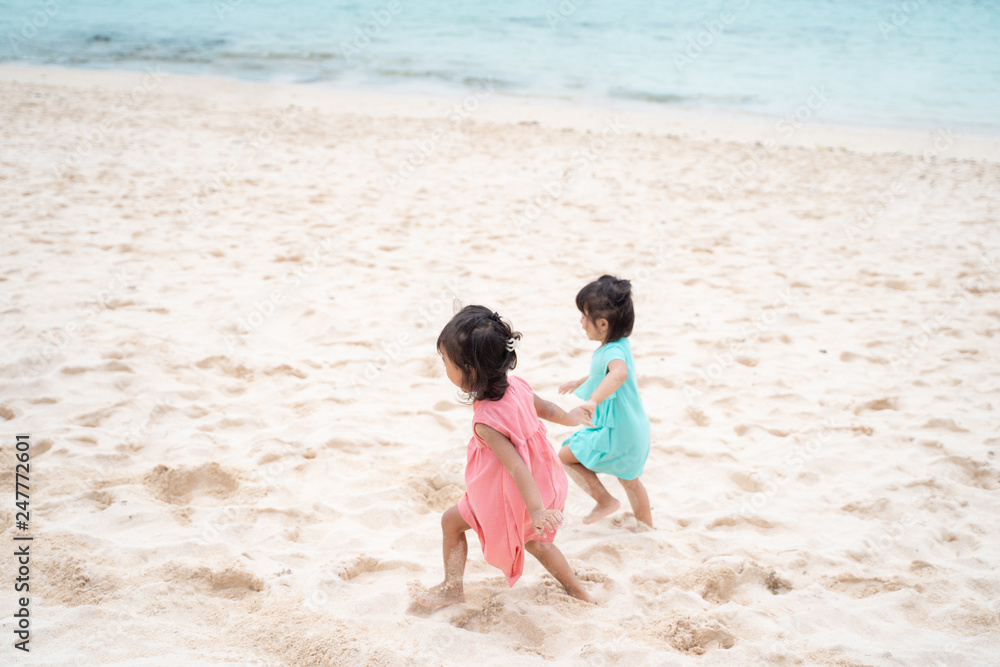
[0,0,997,130]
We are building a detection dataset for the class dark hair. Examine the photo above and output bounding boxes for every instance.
[576,275,634,343]
[436,305,522,402]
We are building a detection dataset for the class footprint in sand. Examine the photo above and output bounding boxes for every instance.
[922,417,969,432]
[728,470,765,493]
[937,455,999,490]
[26,397,60,405]
[71,402,125,428]
[705,514,776,530]
[821,574,912,599]
[84,490,116,510]
[640,614,736,654]
[854,397,899,413]
[37,550,122,607]
[160,561,263,598]
[676,558,788,604]
[337,555,381,580]
[321,436,360,454]
[733,424,790,437]
[196,416,254,432]
[840,497,892,519]
[424,411,460,431]
[60,360,134,374]
[336,555,421,581]
[578,542,624,565]
[264,363,308,379]
[687,407,710,427]
[143,462,240,505]
[407,470,465,513]
[638,375,674,389]
[402,357,440,379]
[27,438,54,456]
[445,589,548,648]
[195,355,253,379]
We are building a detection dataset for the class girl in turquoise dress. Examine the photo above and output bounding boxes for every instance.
[559,275,652,528]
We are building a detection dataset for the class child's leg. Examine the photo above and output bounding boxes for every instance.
[413,504,470,608]
[558,445,620,524]
[524,540,595,604]
[618,477,653,529]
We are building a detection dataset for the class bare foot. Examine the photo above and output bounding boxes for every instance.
[582,498,620,524]
[412,582,465,609]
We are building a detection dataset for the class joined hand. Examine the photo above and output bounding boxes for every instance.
[568,405,595,428]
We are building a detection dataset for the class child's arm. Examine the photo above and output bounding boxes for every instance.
[534,393,593,428]
[580,360,628,416]
[474,423,563,537]
[558,375,589,394]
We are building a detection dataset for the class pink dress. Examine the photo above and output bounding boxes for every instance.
[457,375,569,586]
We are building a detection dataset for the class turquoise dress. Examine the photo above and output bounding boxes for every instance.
[564,337,650,480]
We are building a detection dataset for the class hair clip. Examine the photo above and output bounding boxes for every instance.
[490,311,502,323]
[506,337,520,352]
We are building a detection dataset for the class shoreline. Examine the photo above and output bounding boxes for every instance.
[2,62,999,163]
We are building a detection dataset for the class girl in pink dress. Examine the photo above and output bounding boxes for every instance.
[413,305,596,608]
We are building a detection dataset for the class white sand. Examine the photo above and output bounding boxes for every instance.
[1,65,999,665]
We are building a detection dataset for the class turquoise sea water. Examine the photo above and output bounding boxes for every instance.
[2,0,999,132]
